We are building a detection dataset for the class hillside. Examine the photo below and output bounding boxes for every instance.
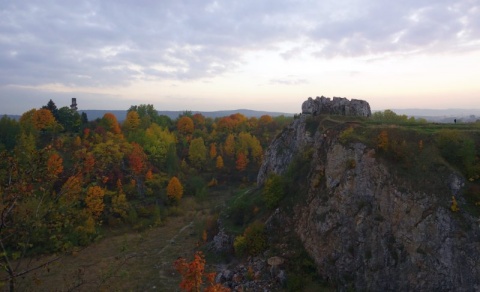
[255,97,480,290]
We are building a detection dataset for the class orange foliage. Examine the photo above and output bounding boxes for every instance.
[47,153,63,177]
[209,143,217,160]
[258,115,273,126]
[103,113,122,134]
[192,113,206,129]
[217,117,235,132]
[83,128,91,138]
[167,176,183,202]
[84,153,95,173]
[177,116,195,135]
[377,130,389,151]
[235,152,248,171]
[145,169,153,180]
[216,156,224,170]
[85,186,105,218]
[33,108,56,130]
[128,142,147,175]
[174,251,230,292]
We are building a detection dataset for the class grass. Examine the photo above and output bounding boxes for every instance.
[5,190,233,292]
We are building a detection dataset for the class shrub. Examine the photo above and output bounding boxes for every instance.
[263,174,286,209]
[338,127,354,144]
[233,235,247,257]
[244,221,267,256]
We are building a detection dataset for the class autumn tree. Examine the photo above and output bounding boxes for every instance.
[209,143,217,160]
[216,156,224,170]
[167,176,184,203]
[235,152,248,171]
[124,110,141,131]
[143,123,176,168]
[85,185,105,219]
[177,116,195,136]
[33,108,57,131]
[189,137,207,169]
[47,152,64,178]
[19,108,37,134]
[377,130,389,152]
[112,179,129,219]
[42,99,59,120]
[174,251,230,292]
[128,142,147,175]
[101,113,122,134]
[224,134,235,158]
[192,113,206,130]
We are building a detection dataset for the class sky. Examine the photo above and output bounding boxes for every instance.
[1,0,479,115]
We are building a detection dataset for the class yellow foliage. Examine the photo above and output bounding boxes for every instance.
[377,130,389,151]
[85,186,105,218]
[167,176,183,202]
[207,178,218,187]
[33,108,56,130]
[112,192,129,219]
[451,196,459,212]
[216,156,224,170]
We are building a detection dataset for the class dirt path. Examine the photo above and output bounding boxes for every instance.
[11,194,230,292]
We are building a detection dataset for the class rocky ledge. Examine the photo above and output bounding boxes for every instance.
[302,96,371,117]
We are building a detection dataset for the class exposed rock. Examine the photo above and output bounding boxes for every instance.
[257,101,480,290]
[258,96,371,185]
[257,115,313,185]
[210,228,233,254]
[302,96,371,117]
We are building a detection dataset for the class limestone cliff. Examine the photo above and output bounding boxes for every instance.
[258,97,480,291]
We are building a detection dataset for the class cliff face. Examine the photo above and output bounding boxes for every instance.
[258,97,480,291]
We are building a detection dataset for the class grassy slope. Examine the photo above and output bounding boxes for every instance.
[8,191,232,292]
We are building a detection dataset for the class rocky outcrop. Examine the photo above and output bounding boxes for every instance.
[302,96,371,117]
[257,98,480,291]
[257,114,313,185]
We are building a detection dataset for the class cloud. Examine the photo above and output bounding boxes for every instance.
[0,0,478,90]
[270,76,309,85]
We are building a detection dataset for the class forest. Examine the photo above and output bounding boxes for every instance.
[0,99,292,291]
[2,100,480,291]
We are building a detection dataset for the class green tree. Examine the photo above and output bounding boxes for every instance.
[0,115,20,151]
[189,137,207,169]
[143,124,176,168]
[57,106,81,132]
[263,174,286,208]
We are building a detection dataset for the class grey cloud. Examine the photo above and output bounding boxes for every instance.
[0,0,478,88]
[310,0,479,57]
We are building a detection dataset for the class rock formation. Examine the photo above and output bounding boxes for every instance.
[302,96,371,117]
[257,97,480,291]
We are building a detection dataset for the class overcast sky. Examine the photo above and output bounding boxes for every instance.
[1,0,479,114]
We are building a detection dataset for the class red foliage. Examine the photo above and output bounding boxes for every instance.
[174,251,230,292]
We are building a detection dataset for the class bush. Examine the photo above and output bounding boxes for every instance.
[243,221,267,256]
[233,235,247,257]
[263,174,286,209]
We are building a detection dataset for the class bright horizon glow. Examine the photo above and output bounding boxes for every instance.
[1,1,479,115]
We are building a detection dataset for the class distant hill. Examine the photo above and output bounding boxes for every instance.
[387,109,480,123]
[80,109,294,121]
